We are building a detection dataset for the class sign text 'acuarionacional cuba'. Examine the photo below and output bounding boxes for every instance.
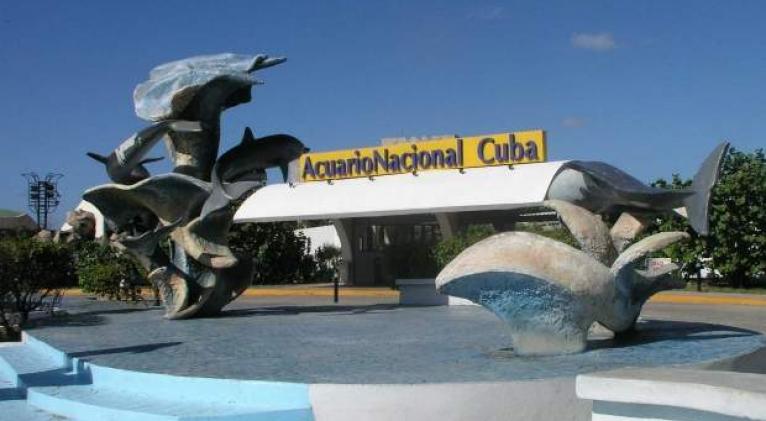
[300,130,546,182]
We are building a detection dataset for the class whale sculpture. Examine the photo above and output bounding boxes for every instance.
[436,142,729,356]
[547,142,729,235]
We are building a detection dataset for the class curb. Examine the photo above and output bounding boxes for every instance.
[61,289,766,306]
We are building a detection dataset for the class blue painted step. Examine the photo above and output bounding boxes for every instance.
[0,343,70,420]
[0,334,314,421]
[28,385,311,421]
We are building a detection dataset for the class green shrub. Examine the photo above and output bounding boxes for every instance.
[387,241,439,279]
[515,223,579,249]
[229,222,315,284]
[74,242,145,300]
[314,245,342,283]
[0,237,76,339]
[433,225,496,269]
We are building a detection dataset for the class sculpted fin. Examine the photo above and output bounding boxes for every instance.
[119,218,182,256]
[242,127,256,143]
[86,152,109,164]
[139,156,164,165]
[280,163,289,182]
[610,212,651,253]
[610,231,689,280]
[543,200,616,265]
[684,142,730,235]
[166,120,202,133]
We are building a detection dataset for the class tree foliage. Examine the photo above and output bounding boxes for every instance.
[433,225,496,269]
[707,148,766,287]
[385,239,440,279]
[516,222,579,249]
[228,222,336,284]
[647,174,707,282]
[74,241,147,300]
[0,237,76,339]
[648,147,766,288]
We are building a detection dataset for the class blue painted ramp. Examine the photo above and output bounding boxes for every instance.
[0,334,313,421]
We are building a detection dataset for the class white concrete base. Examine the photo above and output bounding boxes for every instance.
[396,278,476,306]
[448,295,476,306]
[577,368,766,421]
[310,378,590,421]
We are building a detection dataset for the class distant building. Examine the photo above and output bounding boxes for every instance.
[0,208,38,233]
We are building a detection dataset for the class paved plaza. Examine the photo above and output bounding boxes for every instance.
[21,293,766,384]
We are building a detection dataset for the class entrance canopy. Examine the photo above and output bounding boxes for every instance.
[234,161,568,223]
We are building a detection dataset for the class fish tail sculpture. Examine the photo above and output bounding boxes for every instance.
[436,227,689,356]
[682,141,730,235]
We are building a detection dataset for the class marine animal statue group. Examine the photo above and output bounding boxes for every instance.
[81,52,729,357]
[437,142,729,355]
[83,53,306,319]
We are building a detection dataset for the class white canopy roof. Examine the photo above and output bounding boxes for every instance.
[234,161,568,223]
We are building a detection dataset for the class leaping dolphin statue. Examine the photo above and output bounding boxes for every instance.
[87,120,202,185]
[199,127,308,218]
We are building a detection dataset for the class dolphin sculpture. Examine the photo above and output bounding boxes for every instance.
[547,142,729,235]
[220,127,307,184]
[87,120,202,185]
[199,127,308,218]
[436,202,689,356]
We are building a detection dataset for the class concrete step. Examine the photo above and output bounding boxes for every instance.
[0,334,313,420]
[27,384,311,421]
[0,399,71,421]
[0,342,68,420]
[0,341,79,390]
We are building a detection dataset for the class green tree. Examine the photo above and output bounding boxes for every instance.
[228,222,314,284]
[74,241,147,301]
[648,148,766,289]
[647,174,707,290]
[708,148,766,288]
[516,222,579,249]
[433,224,496,269]
[0,237,76,339]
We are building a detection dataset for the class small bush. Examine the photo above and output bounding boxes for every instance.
[433,225,496,269]
[74,242,145,300]
[0,237,76,339]
[314,245,342,283]
[386,241,440,279]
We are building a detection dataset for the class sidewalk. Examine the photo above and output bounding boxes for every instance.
[61,286,766,306]
[649,291,766,307]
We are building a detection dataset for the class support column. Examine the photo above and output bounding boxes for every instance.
[332,219,354,285]
[435,213,460,240]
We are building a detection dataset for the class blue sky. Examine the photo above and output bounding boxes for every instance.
[1,1,764,226]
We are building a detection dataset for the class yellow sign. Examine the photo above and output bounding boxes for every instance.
[299,129,546,182]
